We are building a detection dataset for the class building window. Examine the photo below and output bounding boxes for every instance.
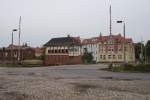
[65,49,68,53]
[113,55,116,59]
[84,48,87,53]
[125,47,127,51]
[61,49,63,53]
[58,50,61,53]
[118,55,122,59]
[5,52,8,57]
[103,55,106,60]
[108,55,111,59]
[14,52,17,58]
[48,50,51,53]
[55,50,57,53]
[100,55,103,59]
[119,49,122,51]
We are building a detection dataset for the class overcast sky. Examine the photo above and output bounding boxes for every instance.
[0,0,150,47]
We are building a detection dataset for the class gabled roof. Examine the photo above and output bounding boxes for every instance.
[35,47,43,53]
[82,37,99,45]
[82,34,133,44]
[44,36,81,46]
[0,44,34,50]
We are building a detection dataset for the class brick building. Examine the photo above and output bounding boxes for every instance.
[82,34,135,63]
[44,36,82,65]
[0,44,35,64]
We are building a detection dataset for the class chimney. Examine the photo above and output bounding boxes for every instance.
[67,34,70,37]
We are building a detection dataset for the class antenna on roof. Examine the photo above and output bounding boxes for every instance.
[67,34,70,37]
[100,32,102,37]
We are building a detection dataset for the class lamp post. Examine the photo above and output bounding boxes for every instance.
[108,0,113,68]
[117,20,126,64]
[11,29,18,64]
[18,16,21,64]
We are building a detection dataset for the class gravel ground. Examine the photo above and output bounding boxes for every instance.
[0,64,150,100]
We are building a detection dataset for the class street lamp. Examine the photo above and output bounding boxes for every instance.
[117,20,126,64]
[11,29,18,64]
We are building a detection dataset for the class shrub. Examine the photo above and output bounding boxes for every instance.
[112,64,150,72]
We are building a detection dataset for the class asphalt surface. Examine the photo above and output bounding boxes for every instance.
[0,64,150,100]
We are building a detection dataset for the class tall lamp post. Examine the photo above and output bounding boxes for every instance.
[11,29,18,64]
[117,20,126,64]
[108,0,113,68]
[18,16,21,63]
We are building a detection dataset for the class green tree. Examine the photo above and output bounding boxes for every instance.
[82,52,93,63]
[145,40,150,62]
[134,42,144,61]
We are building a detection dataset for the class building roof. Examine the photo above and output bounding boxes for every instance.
[0,44,34,50]
[35,47,43,53]
[82,34,133,45]
[82,37,99,45]
[44,36,81,46]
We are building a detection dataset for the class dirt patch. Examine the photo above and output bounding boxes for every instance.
[99,76,141,81]
[0,91,29,100]
[6,71,21,76]
[0,85,4,89]
[27,72,35,76]
[71,83,98,94]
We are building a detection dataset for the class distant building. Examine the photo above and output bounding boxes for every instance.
[82,34,135,63]
[35,47,44,58]
[44,35,82,65]
[0,44,35,64]
[82,37,100,62]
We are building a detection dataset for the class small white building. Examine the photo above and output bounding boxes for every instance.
[82,37,100,62]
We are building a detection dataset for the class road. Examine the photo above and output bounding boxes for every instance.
[0,64,150,100]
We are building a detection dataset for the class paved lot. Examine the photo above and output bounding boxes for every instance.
[0,64,150,100]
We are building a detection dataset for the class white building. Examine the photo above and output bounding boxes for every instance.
[82,34,135,63]
[82,37,100,62]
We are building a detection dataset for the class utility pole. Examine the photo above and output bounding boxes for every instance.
[109,0,113,68]
[109,0,112,36]
[123,22,126,64]
[18,16,21,63]
[11,29,18,64]
[116,21,126,64]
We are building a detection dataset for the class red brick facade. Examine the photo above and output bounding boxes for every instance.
[44,55,82,65]
[0,45,35,64]
[44,36,82,65]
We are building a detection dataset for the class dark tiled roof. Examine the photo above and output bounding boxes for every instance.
[44,37,81,46]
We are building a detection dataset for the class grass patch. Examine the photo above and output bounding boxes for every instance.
[112,64,150,72]
[0,64,23,68]
[0,63,44,68]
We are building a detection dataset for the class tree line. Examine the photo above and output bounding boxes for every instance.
[135,40,150,64]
